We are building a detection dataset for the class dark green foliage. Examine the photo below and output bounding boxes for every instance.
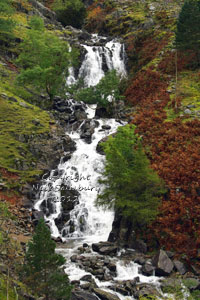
[96,125,165,227]
[53,0,86,29]
[16,16,74,102]
[22,219,71,300]
[176,0,200,64]
[0,0,15,40]
[74,70,123,108]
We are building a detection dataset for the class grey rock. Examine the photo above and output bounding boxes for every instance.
[134,283,161,299]
[19,102,30,108]
[173,260,187,275]
[70,290,99,300]
[152,250,174,276]
[99,246,118,256]
[184,109,192,114]
[107,262,116,272]
[102,125,111,130]
[141,263,155,276]
[94,288,120,300]
[80,274,93,282]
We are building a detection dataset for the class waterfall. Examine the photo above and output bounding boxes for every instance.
[67,36,127,87]
[34,36,165,300]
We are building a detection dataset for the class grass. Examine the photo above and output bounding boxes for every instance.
[0,58,50,185]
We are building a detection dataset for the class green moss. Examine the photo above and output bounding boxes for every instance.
[177,71,200,112]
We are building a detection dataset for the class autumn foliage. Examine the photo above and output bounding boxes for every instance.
[125,64,200,259]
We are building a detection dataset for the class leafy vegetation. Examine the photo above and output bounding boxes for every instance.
[16,16,73,102]
[97,124,165,228]
[74,70,123,110]
[21,219,72,300]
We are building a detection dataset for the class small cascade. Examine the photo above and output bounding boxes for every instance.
[67,36,127,87]
[35,105,124,242]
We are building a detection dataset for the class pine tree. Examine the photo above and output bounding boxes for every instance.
[22,219,71,300]
[96,125,165,228]
[176,0,200,63]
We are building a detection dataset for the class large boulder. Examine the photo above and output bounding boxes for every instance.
[152,250,174,276]
[93,288,120,300]
[173,260,187,275]
[134,283,161,299]
[92,242,118,255]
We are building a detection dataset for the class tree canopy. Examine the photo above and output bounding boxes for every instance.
[176,0,200,64]
[16,16,75,102]
[22,219,71,300]
[96,125,165,228]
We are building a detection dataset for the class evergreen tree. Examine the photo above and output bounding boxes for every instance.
[22,219,71,300]
[0,0,15,40]
[96,125,165,228]
[176,0,200,63]
[16,16,76,102]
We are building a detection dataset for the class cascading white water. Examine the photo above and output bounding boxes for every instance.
[34,36,167,300]
[67,36,127,87]
[35,105,125,242]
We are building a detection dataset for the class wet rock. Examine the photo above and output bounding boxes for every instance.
[99,246,118,256]
[80,274,93,282]
[70,290,99,300]
[92,242,118,255]
[62,152,72,163]
[107,262,116,272]
[55,213,70,231]
[80,283,91,290]
[102,125,111,130]
[70,255,77,262]
[71,280,80,286]
[134,283,161,299]
[173,260,187,275]
[141,262,155,276]
[152,250,174,276]
[94,288,120,300]
[74,110,87,121]
[95,107,112,118]
[115,286,128,296]
[96,134,116,155]
[134,256,145,265]
[31,210,44,225]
